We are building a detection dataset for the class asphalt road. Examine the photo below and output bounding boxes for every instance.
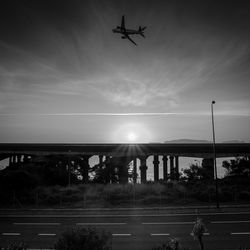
[1,209,250,250]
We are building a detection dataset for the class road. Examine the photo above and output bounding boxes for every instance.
[1,208,250,250]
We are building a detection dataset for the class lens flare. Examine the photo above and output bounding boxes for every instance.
[127,132,137,142]
[112,123,151,143]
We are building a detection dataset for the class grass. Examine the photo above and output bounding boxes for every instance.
[1,181,250,208]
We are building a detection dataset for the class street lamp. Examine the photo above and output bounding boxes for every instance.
[68,150,71,188]
[211,100,219,208]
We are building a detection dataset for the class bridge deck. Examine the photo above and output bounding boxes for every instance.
[0,143,250,158]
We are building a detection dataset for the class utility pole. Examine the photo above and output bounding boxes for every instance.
[211,100,219,208]
[68,150,71,188]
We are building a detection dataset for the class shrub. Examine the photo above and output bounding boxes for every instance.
[1,241,28,249]
[0,170,37,191]
[151,237,188,250]
[54,227,112,250]
[239,191,250,201]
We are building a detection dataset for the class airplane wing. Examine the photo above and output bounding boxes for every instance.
[126,34,137,45]
[121,15,125,30]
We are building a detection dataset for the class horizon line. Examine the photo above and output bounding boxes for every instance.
[0,112,249,117]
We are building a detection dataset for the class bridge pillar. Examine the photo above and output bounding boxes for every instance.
[139,156,148,183]
[82,155,91,183]
[170,155,174,180]
[153,155,159,182]
[23,155,29,163]
[105,156,112,184]
[162,155,168,181]
[133,158,137,184]
[175,156,179,180]
[99,155,103,167]
[17,155,22,163]
[12,155,17,164]
[9,155,13,166]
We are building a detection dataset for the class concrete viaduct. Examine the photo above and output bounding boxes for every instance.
[0,143,250,183]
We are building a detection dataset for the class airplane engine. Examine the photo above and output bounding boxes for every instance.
[121,36,126,39]
[116,26,121,29]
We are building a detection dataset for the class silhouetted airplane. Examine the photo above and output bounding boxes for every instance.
[112,15,146,45]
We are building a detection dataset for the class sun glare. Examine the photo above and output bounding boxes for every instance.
[127,132,137,142]
[112,123,151,143]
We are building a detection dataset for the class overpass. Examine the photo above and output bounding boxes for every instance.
[0,143,249,183]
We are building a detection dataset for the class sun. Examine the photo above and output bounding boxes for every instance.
[127,132,137,142]
[112,122,151,143]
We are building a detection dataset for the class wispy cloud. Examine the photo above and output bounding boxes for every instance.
[94,77,177,107]
[0,110,249,117]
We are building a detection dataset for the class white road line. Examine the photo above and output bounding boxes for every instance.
[211,221,250,224]
[3,211,250,217]
[190,233,210,236]
[27,249,54,250]
[2,233,21,236]
[143,222,194,225]
[38,233,56,236]
[76,222,126,225]
[112,233,131,236]
[230,232,250,235]
[151,233,170,236]
[14,222,61,225]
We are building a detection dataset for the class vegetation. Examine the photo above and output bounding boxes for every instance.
[0,157,250,208]
[0,241,28,250]
[54,227,112,250]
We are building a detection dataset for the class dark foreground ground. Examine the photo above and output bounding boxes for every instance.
[1,205,250,250]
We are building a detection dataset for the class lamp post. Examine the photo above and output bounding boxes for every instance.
[211,100,219,208]
[68,150,71,188]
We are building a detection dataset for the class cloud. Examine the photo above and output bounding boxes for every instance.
[90,76,178,107]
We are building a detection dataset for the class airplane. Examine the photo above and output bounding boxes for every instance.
[112,15,146,45]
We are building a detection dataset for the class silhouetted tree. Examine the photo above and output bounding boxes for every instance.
[182,158,214,183]
[91,161,118,184]
[222,157,250,179]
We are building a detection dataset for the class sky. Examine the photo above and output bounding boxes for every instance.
[0,0,250,143]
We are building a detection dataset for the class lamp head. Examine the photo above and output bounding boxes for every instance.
[212,100,216,104]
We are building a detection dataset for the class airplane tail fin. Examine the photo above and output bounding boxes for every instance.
[139,26,146,38]
[140,33,145,38]
[139,26,147,31]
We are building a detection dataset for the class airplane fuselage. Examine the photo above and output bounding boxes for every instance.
[112,28,142,35]
[112,16,146,45]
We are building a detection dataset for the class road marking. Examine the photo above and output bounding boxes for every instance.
[2,233,21,236]
[112,233,131,236]
[76,222,126,225]
[27,249,54,250]
[38,233,56,236]
[14,222,61,225]
[143,222,194,225]
[230,232,250,235]
[190,233,210,236]
[3,211,250,218]
[151,233,170,236]
[211,220,250,224]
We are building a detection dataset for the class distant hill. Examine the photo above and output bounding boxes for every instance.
[164,139,245,144]
[222,140,245,143]
[164,139,211,143]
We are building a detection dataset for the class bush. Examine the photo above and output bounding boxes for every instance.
[0,170,37,191]
[54,227,112,250]
[239,191,250,201]
[1,241,28,249]
[152,237,189,250]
